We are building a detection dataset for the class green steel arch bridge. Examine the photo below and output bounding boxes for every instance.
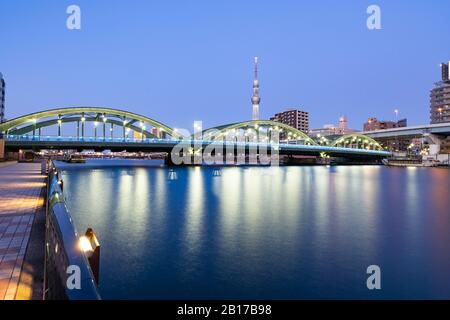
[0,107,390,160]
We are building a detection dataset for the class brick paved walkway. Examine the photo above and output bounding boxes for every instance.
[0,163,45,300]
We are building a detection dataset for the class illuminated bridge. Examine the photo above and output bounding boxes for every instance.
[0,107,391,161]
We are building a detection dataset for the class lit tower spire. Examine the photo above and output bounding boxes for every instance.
[251,57,260,121]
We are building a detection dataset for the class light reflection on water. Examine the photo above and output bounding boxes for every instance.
[59,160,450,299]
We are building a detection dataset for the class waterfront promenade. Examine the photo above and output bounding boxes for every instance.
[0,162,45,300]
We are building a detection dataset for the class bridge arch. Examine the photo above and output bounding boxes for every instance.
[0,107,181,139]
[330,133,384,150]
[202,120,317,145]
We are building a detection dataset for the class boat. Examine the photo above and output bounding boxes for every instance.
[67,155,86,164]
[382,157,440,167]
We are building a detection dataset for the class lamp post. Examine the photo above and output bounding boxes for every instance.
[81,115,85,138]
[102,115,107,140]
[57,118,62,137]
[394,109,400,152]
[122,118,127,140]
[94,121,98,138]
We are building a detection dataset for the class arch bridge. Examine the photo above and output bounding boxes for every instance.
[0,107,180,140]
[201,120,317,145]
[0,108,390,159]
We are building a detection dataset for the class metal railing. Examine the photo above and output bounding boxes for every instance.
[4,134,391,155]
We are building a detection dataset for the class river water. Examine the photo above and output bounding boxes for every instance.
[58,160,450,299]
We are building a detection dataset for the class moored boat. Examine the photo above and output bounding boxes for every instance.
[382,157,439,167]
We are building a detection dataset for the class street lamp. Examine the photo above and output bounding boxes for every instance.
[394,109,399,122]
[57,118,62,137]
[94,121,98,138]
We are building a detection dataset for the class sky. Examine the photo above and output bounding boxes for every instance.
[1,0,450,131]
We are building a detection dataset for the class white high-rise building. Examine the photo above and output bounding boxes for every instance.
[0,73,5,123]
[251,57,260,120]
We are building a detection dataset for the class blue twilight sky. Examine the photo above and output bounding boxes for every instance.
[1,0,449,131]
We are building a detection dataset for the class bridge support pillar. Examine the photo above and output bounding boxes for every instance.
[0,135,5,161]
[424,133,443,156]
[164,153,175,166]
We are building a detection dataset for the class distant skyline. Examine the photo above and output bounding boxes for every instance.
[1,0,450,131]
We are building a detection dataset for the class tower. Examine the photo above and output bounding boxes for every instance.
[0,73,5,123]
[251,57,260,121]
[338,115,348,134]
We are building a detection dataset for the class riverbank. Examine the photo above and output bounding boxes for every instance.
[0,163,46,300]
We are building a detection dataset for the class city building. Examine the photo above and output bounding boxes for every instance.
[308,116,358,137]
[251,57,260,121]
[0,73,5,123]
[363,117,407,131]
[270,108,309,133]
[363,117,409,152]
[430,62,450,124]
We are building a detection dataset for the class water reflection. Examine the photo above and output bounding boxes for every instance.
[61,162,450,299]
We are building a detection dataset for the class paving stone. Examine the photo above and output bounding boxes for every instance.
[0,163,45,300]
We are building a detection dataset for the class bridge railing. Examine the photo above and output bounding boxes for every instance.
[4,134,391,155]
[5,134,180,144]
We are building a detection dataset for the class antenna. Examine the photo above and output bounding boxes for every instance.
[254,57,258,79]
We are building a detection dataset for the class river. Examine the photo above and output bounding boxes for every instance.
[58,159,450,299]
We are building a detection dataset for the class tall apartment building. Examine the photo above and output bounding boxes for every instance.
[0,73,5,123]
[430,62,450,124]
[270,108,309,133]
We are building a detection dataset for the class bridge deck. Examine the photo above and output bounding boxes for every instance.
[3,136,391,158]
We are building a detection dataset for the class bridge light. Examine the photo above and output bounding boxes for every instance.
[94,121,98,127]
[103,117,107,123]
[57,119,62,125]
[142,126,146,130]
[123,120,127,125]
[140,122,144,127]
[81,117,86,122]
